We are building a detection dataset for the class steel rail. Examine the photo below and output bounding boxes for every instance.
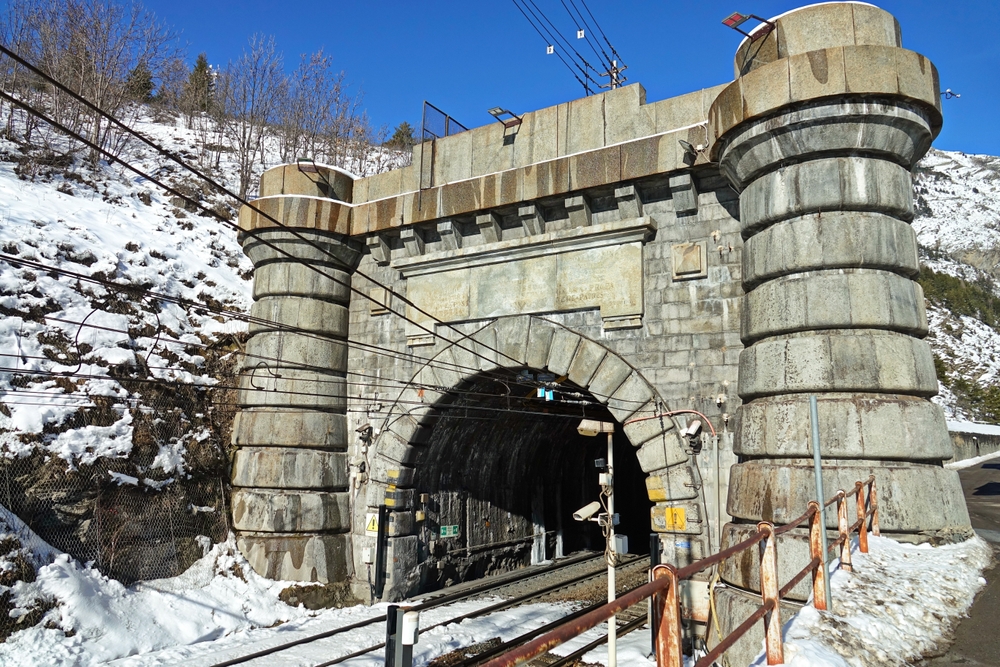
[206,552,617,667]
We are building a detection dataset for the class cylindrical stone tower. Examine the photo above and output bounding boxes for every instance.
[707,4,971,663]
[231,164,360,582]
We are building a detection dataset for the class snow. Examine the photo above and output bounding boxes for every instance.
[748,535,993,667]
[947,420,1000,436]
[945,449,1000,470]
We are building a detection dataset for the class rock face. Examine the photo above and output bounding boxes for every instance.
[708,4,971,664]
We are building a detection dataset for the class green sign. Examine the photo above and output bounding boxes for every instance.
[440,525,460,538]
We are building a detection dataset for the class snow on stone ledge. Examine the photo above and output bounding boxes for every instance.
[749,535,993,667]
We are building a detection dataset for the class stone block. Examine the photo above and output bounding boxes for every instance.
[569,147,620,191]
[895,49,942,117]
[587,352,634,403]
[249,296,350,337]
[400,227,425,257]
[718,524,815,601]
[232,410,348,449]
[657,533,709,570]
[237,370,347,411]
[644,464,699,502]
[605,372,656,423]
[237,532,349,583]
[565,195,592,227]
[651,500,702,535]
[614,184,643,219]
[366,235,390,265]
[383,535,420,600]
[788,47,847,103]
[742,269,927,342]
[232,447,348,489]
[522,157,570,201]
[493,315,531,367]
[742,212,920,288]
[738,330,938,399]
[258,163,355,202]
[564,94,606,154]
[438,220,462,250]
[740,58,791,120]
[432,130,473,185]
[776,1,856,59]
[624,400,674,448]
[471,122,513,177]
[252,261,352,304]
[652,88,707,134]
[739,157,914,234]
[232,489,350,532]
[476,212,502,244]
[668,173,698,215]
[546,328,581,376]
[844,44,898,96]
[513,104,559,168]
[567,338,607,388]
[244,331,348,374]
[735,393,953,461]
[711,586,802,667]
[518,203,545,236]
[634,427,688,471]
[727,461,971,534]
[604,83,654,145]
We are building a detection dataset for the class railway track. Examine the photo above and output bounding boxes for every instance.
[202,551,650,667]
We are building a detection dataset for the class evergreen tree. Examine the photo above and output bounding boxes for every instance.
[184,53,213,113]
[126,62,154,102]
[387,121,415,149]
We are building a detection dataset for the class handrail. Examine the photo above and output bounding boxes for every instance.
[482,475,879,667]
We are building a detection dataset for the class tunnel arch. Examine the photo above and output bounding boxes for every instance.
[364,315,705,598]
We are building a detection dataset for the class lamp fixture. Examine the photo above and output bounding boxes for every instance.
[722,11,776,41]
[488,107,523,129]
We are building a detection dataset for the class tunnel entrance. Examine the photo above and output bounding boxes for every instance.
[411,368,651,593]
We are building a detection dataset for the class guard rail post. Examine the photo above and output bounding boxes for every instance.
[870,478,881,536]
[856,482,869,554]
[651,564,681,667]
[807,501,828,611]
[836,492,853,573]
[757,522,784,665]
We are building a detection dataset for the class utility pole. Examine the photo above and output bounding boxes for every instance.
[599,60,628,90]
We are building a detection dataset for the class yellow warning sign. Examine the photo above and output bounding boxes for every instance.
[365,513,379,535]
[664,507,686,530]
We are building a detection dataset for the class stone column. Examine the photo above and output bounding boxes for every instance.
[707,4,971,663]
[231,164,360,583]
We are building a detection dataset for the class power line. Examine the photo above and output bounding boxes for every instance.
[558,0,614,71]
[511,0,596,94]
[0,45,527,375]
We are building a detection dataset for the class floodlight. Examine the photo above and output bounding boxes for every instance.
[488,107,523,129]
[578,419,614,437]
[941,89,961,99]
[721,11,775,40]
[296,157,319,174]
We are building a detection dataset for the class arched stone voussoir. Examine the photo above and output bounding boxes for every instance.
[605,372,657,423]
[490,315,532,367]
[468,322,501,371]
[635,428,689,473]
[567,337,609,388]
[623,400,678,447]
[375,429,421,467]
[645,463,699,502]
[525,318,557,370]
[587,353,633,404]
[651,500,703,535]
[546,327,582,377]
[368,455,415,488]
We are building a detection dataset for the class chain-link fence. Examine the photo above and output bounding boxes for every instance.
[0,453,229,584]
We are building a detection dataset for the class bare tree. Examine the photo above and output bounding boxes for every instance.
[9,0,178,164]
[218,34,286,200]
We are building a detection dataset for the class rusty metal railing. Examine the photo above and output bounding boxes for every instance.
[481,476,879,667]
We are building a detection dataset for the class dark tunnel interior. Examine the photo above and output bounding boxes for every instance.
[411,368,651,592]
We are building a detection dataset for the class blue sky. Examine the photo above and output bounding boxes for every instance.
[143,1,998,155]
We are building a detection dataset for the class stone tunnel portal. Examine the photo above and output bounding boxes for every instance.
[410,369,651,593]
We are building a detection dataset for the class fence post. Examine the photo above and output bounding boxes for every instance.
[807,501,828,611]
[652,564,681,667]
[870,478,880,536]
[837,492,853,573]
[855,482,868,554]
[757,522,784,666]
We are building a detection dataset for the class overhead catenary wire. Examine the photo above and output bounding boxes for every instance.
[510,0,597,93]
[0,44,528,377]
[575,0,623,64]
[558,0,614,72]
[523,0,603,75]
[0,251,654,408]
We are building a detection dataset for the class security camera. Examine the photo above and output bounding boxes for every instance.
[682,420,702,438]
[573,501,602,522]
